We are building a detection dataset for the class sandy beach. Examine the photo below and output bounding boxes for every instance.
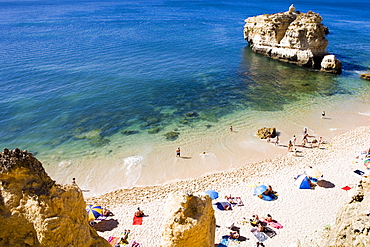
[86,124,370,246]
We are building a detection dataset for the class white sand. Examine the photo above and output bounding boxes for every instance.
[87,125,370,246]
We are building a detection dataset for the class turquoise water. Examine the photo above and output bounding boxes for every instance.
[1,0,369,195]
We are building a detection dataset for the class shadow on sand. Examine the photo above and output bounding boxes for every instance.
[93,219,119,232]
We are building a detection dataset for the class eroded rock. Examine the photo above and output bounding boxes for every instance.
[244,6,341,74]
[161,192,216,246]
[0,149,109,247]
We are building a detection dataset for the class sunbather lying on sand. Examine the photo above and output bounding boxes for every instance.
[135,207,145,217]
[263,185,276,195]
[225,195,236,204]
[229,231,240,240]
[102,208,114,217]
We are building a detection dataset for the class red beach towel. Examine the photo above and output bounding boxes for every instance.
[133,215,143,225]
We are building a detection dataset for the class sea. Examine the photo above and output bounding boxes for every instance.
[0,0,369,196]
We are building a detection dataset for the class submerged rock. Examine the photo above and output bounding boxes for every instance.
[244,6,342,74]
[148,127,161,134]
[121,130,140,135]
[164,131,180,140]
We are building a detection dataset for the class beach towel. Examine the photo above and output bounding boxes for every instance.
[354,169,365,176]
[263,226,277,238]
[107,236,119,246]
[263,220,283,229]
[260,193,278,201]
[133,215,143,225]
[127,240,142,247]
[218,236,229,247]
[235,197,244,206]
[251,228,268,242]
[214,201,232,211]
[95,215,108,221]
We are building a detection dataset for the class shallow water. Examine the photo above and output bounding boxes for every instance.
[0,0,369,195]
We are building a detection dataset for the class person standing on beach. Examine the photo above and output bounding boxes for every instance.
[275,136,279,145]
[321,111,325,118]
[288,140,293,152]
[302,127,308,136]
[176,147,181,157]
[267,132,272,143]
[292,135,297,146]
[230,126,233,131]
[72,178,76,184]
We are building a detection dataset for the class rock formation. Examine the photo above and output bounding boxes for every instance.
[321,179,370,246]
[256,127,276,139]
[0,148,110,247]
[298,179,370,246]
[161,192,216,247]
[320,54,342,74]
[244,6,342,74]
[360,73,370,81]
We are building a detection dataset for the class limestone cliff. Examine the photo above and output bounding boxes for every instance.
[298,179,370,246]
[244,5,342,74]
[0,148,110,247]
[161,192,216,247]
[321,179,370,246]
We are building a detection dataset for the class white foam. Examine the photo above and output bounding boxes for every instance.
[58,160,72,167]
[121,155,144,172]
[359,112,370,116]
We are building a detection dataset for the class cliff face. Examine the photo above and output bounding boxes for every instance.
[161,192,216,247]
[244,6,342,74]
[321,179,370,247]
[0,148,109,247]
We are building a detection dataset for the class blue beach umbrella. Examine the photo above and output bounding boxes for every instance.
[205,190,219,200]
[86,204,103,221]
[254,185,267,196]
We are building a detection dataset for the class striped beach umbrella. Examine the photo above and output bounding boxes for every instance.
[86,204,103,221]
[364,159,370,168]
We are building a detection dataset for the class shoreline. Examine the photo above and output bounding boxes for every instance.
[50,94,370,197]
[86,125,370,246]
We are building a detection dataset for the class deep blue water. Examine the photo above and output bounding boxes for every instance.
[0,0,369,157]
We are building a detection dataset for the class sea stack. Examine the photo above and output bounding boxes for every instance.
[243,5,342,74]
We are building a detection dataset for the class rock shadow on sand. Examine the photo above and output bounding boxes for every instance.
[93,219,119,232]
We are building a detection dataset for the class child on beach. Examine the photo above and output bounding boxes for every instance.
[176,147,180,157]
[275,136,279,145]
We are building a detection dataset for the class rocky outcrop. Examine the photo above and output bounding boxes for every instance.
[360,73,370,81]
[320,55,342,74]
[0,148,110,247]
[256,127,276,139]
[244,5,342,74]
[321,179,370,246]
[161,192,216,247]
[299,179,370,246]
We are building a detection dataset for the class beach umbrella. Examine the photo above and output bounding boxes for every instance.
[86,204,103,221]
[364,159,370,168]
[294,175,312,189]
[205,190,219,200]
[254,185,267,196]
[305,168,322,179]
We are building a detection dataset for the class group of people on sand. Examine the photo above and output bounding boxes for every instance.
[249,214,276,247]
